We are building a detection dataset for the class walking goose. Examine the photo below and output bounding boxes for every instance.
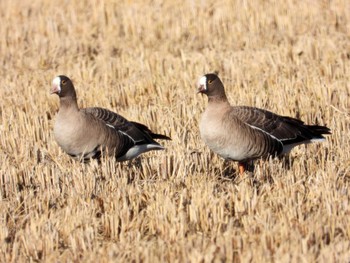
[51,75,170,162]
[197,73,331,174]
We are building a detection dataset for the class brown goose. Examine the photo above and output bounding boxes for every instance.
[51,75,170,162]
[197,73,331,174]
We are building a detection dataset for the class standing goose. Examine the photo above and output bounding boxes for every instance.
[51,75,171,162]
[197,73,331,174]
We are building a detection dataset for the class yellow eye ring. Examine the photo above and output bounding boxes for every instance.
[208,79,213,84]
[61,80,67,85]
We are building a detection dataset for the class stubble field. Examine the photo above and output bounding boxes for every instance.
[0,0,349,262]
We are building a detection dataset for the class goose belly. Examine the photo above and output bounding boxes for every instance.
[200,117,249,161]
[54,116,101,157]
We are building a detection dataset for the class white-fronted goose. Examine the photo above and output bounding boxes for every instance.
[197,73,331,174]
[51,75,170,162]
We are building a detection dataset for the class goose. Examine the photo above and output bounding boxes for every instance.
[51,75,170,162]
[197,73,331,174]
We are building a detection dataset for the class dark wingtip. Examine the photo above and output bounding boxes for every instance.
[150,133,172,141]
[306,125,332,136]
[131,121,171,141]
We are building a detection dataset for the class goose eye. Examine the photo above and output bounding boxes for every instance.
[208,79,213,84]
[61,80,67,85]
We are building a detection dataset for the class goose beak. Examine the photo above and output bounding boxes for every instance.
[51,84,60,94]
[197,84,206,94]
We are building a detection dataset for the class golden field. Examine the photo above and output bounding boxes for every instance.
[0,0,349,262]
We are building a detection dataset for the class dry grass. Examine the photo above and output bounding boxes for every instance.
[0,0,349,262]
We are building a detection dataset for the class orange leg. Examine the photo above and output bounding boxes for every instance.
[238,162,246,175]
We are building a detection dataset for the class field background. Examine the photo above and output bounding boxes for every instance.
[0,0,349,262]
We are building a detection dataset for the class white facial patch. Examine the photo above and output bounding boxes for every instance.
[198,75,207,90]
[52,76,61,93]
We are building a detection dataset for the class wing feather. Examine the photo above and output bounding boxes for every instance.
[231,106,330,146]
